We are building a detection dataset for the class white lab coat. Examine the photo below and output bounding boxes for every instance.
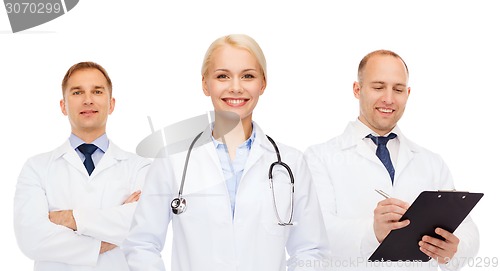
[14,140,150,271]
[123,123,330,271]
[304,121,479,271]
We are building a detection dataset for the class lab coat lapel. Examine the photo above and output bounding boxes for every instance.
[242,124,269,179]
[202,142,225,180]
[199,126,224,176]
[57,140,89,177]
[355,141,381,165]
[394,133,417,180]
[194,129,230,214]
[56,140,128,178]
[91,142,127,178]
[340,123,381,165]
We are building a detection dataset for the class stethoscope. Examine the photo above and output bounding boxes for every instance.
[171,132,295,226]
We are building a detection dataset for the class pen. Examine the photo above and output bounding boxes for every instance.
[375,189,391,199]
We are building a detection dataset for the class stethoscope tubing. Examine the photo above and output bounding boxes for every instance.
[178,132,204,197]
[172,131,294,226]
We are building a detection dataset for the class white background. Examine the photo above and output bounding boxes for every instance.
[1,0,498,269]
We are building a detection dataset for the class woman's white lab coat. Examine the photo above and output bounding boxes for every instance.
[14,140,150,271]
[123,123,330,271]
[304,121,479,271]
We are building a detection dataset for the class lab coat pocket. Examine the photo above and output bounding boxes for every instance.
[260,219,290,239]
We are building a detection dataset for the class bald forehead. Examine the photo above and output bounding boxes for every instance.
[359,54,408,85]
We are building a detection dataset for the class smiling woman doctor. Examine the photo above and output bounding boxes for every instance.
[122,34,330,271]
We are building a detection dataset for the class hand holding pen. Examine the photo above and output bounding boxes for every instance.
[374,190,460,263]
[373,189,410,243]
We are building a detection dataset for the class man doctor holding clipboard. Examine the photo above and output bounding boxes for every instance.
[305,50,479,270]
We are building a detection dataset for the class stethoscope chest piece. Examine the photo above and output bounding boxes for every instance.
[171,197,187,215]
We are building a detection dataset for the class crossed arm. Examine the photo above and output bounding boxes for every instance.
[48,191,142,254]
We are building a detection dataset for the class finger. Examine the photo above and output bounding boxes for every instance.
[130,193,141,202]
[422,233,458,259]
[375,212,401,223]
[419,241,450,264]
[133,190,142,199]
[374,216,410,230]
[384,205,408,216]
[375,204,409,216]
[376,217,410,230]
[48,210,62,221]
[419,244,440,261]
[419,239,444,256]
[422,232,459,253]
[421,235,448,250]
[123,191,142,204]
[391,219,410,230]
[123,196,138,204]
[48,211,56,222]
[130,190,141,197]
[436,228,460,244]
[375,211,408,224]
[127,191,141,200]
[377,198,410,209]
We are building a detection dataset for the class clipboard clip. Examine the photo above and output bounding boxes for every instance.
[437,189,470,193]
[436,190,471,199]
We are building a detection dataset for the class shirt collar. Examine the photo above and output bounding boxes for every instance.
[69,133,109,153]
[354,118,399,138]
[211,122,256,150]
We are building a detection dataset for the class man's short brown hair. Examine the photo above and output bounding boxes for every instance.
[61,62,112,96]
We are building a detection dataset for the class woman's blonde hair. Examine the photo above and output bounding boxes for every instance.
[201,34,267,82]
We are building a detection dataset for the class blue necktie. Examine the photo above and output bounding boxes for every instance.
[367,133,397,183]
[78,143,98,175]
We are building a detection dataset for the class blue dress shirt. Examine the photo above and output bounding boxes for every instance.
[69,133,109,166]
[212,127,256,218]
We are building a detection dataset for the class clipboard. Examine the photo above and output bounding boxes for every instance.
[369,191,483,262]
